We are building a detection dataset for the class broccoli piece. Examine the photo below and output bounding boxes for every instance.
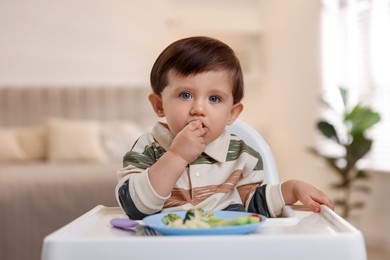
[162,213,181,225]
[183,209,195,223]
[183,208,210,223]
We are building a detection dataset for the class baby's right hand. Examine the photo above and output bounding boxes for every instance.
[169,120,208,164]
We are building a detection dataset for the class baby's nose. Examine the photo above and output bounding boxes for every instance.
[191,101,206,115]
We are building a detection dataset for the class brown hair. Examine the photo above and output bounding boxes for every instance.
[150,36,244,104]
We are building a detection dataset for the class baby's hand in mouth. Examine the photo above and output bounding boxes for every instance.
[170,119,208,163]
[188,119,203,128]
[186,120,207,137]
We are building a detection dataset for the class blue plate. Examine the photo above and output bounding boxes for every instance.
[142,211,265,236]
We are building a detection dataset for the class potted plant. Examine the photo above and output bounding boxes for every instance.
[310,87,381,219]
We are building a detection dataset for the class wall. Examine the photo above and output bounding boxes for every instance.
[358,171,390,249]
[0,0,165,86]
[0,0,389,251]
[244,0,329,187]
[250,0,390,251]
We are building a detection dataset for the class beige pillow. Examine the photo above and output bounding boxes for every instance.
[16,126,47,160]
[47,118,107,162]
[0,129,27,162]
[101,121,144,162]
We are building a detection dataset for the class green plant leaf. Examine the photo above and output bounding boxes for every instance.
[344,104,381,135]
[339,87,348,108]
[351,201,365,209]
[317,121,340,143]
[347,134,372,166]
[354,170,369,180]
[320,98,335,111]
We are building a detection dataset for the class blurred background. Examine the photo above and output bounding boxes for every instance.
[0,0,389,259]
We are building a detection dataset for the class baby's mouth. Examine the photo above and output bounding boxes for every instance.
[198,122,206,129]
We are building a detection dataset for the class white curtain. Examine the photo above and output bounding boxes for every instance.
[321,0,390,171]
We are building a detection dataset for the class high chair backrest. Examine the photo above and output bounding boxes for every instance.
[226,119,280,185]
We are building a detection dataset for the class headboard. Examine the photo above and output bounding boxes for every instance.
[0,86,155,127]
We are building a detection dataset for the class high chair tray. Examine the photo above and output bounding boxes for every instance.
[41,205,366,260]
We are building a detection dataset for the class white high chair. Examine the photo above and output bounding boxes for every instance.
[41,120,368,260]
[226,119,280,185]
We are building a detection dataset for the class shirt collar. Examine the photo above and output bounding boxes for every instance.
[151,122,231,162]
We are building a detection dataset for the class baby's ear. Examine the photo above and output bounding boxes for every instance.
[148,93,165,117]
[227,102,243,125]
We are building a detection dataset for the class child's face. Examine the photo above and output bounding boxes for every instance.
[150,70,243,144]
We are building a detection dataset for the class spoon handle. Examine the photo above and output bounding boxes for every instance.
[110,218,139,229]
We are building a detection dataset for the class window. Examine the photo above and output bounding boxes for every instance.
[321,0,390,172]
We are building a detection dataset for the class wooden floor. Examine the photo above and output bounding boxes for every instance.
[367,245,390,260]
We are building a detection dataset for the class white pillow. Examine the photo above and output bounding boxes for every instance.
[101,121,144,162]
[47,118,107,162]
[0,129,27,162]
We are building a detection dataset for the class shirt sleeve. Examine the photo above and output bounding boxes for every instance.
[115,134,169,219]
[246,183,285,217]
[117,180,148,220]
[265,183,285,217]
[116,169,169,219]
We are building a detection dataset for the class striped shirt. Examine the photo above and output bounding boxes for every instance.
[115,122,284,219]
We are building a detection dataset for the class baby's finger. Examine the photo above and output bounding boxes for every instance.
[195,125,208,136]
[318,196,334,210]
[200,127,208,136]
[301,196,322,213]
[310,190,334,210]
[188,120,202,130]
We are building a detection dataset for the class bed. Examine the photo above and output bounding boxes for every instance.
[0,86,155,260]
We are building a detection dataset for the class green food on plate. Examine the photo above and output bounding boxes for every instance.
[162,208,261,228]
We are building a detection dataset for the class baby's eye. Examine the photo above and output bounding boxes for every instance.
[179,92,192,100]
[209,95,221,103]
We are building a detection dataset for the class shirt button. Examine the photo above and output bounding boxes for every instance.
[195,172,200,177]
